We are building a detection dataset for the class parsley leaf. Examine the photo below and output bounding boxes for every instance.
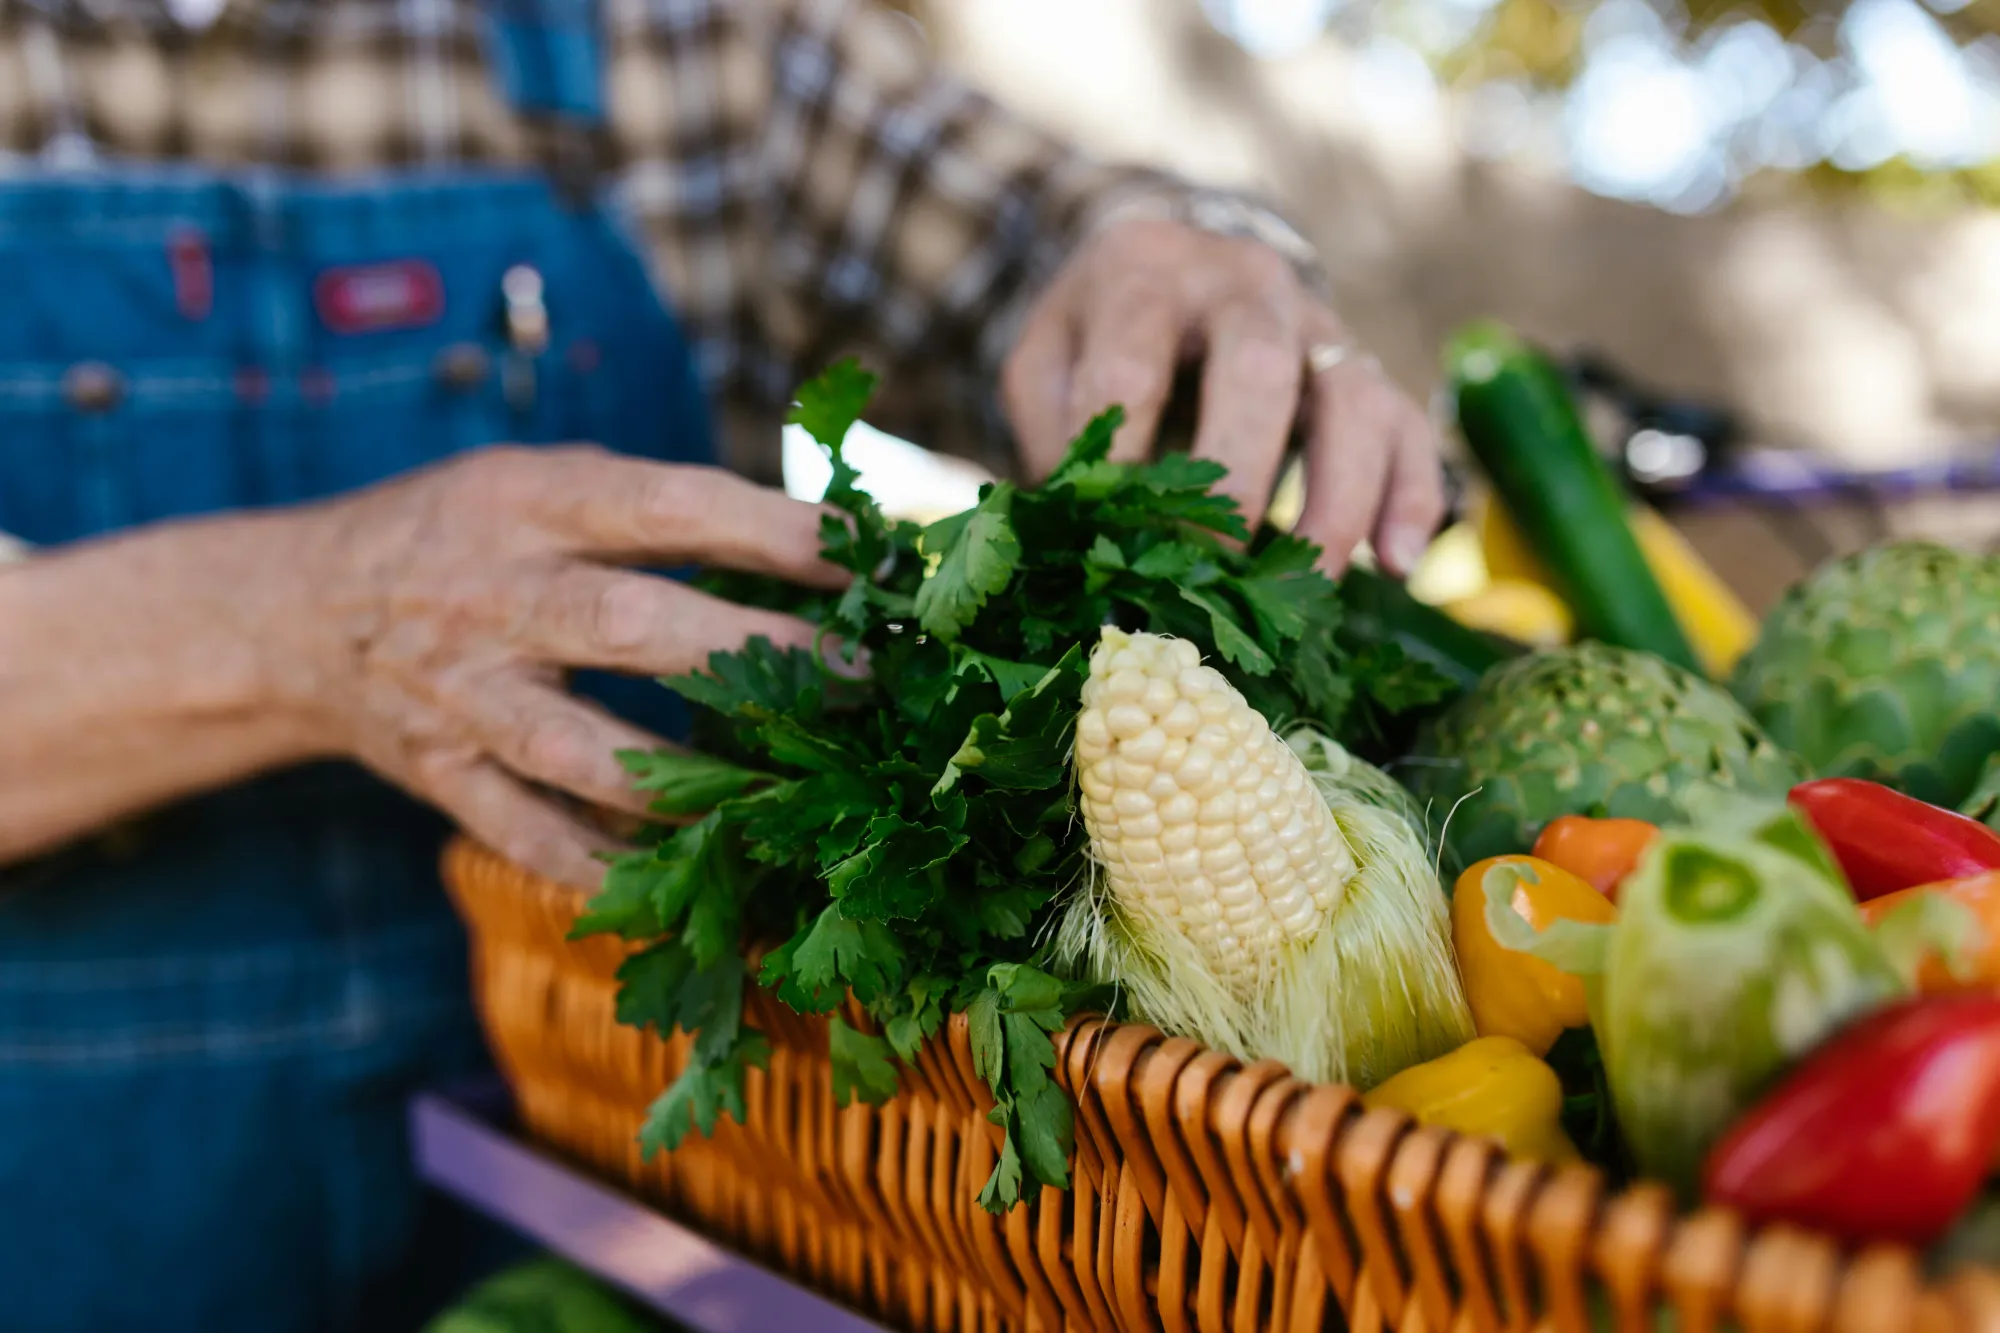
[825,816,966,920]
[1179,586,1275,674]
[638,1031,770,1155]
[915,484,1021,640]
[617,748,772,816]
[787,358,876,456]
[828,1017,901,1107]
[786,904,904,1005]
[571,849,665,940]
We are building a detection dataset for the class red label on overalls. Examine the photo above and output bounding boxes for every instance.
[313,261,445,335]
[168,227,212,321]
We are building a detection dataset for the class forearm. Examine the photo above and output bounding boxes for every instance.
[0,514,326,865]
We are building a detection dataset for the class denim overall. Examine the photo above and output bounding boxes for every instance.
[0,6,708,1329]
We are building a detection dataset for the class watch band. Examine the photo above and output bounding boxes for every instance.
[1081,186,1333,298]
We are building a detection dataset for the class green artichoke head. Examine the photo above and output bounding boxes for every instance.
[1402,642,1806,871]
[1730,541,2000,809]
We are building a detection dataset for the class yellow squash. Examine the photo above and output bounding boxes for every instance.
[1451,855,1618,1056]
[1441,578,1573,648]
[1362,1035,1579,1163]
[1477,495,1758,678]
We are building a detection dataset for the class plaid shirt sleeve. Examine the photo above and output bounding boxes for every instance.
[613,0,1324,479]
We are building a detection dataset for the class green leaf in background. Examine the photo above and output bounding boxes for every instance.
[421,1258,664,1333]
[1962,752,2000,830]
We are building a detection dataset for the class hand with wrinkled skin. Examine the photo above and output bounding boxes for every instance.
[1002,218,1443,577]
[0,446,842,887]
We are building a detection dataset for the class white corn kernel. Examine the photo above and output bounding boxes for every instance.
[1124,727,1168,764]
[1114,759,1154,789]
[1107,704,1151,739]
[1160,700,1202,739]
[1113,788,1153,818]
[1121,838,1164,865]
[1122,813,1164,839]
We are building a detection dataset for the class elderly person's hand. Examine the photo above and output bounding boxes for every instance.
[275,447,846,886]
[1001,218,1442,578]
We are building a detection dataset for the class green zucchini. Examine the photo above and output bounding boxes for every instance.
[1446,321,1699,672]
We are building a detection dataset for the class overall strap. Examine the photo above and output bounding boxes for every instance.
[480,0,608,204]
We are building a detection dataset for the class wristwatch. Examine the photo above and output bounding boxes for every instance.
[1082,185,1334,298]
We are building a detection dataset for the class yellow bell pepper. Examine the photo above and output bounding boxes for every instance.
[1476,495,1758,679]
[1451,855,1618,1056]
[1362,1035,1580,1164]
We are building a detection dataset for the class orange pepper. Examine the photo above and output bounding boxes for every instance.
[1858,871,2000,993]
[1531,815,1660,902]
[1452,855,1620,1055]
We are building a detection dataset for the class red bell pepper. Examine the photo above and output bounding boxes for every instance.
[1703,993,2000,1246]
[1789,778,2000,902]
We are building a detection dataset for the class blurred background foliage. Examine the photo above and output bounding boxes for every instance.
[1190,0,2000,213]
[896,0,2000,486]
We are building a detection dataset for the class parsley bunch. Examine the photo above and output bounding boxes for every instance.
[573,362,1450,1210]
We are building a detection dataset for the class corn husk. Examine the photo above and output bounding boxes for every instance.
[1056,727,1473,1089]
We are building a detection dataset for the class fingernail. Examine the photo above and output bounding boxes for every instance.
[1383,526,1429,575]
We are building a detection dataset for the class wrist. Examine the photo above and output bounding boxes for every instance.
[3,513,337,764]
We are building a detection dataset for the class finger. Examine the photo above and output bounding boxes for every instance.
[1065,276,1185,462]
[1298,368,1397,577]
[418,748,621,889]
[455,678,675,816]
[1189,295,1303,530]
[496,450,848,587]
[1000,295,1079,478]
[1372,408,1447,576]
[510,566,821,675]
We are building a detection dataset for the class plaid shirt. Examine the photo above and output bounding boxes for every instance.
[0,0,1317,481]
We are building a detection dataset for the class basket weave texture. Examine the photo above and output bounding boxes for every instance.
[443,837,2000,1333]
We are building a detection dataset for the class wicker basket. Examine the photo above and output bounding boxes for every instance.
[443,837,2000,1333]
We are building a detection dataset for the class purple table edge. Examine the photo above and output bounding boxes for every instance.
[411,1084,892,1333]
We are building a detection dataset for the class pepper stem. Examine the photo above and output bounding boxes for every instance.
[1661,846,1757,923]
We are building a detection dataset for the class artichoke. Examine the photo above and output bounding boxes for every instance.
[1730,541,2000,810]
[1403,642,1805,870]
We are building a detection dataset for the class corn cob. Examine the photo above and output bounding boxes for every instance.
[1061,628,1474,1088]
[1075,633,1352,987]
